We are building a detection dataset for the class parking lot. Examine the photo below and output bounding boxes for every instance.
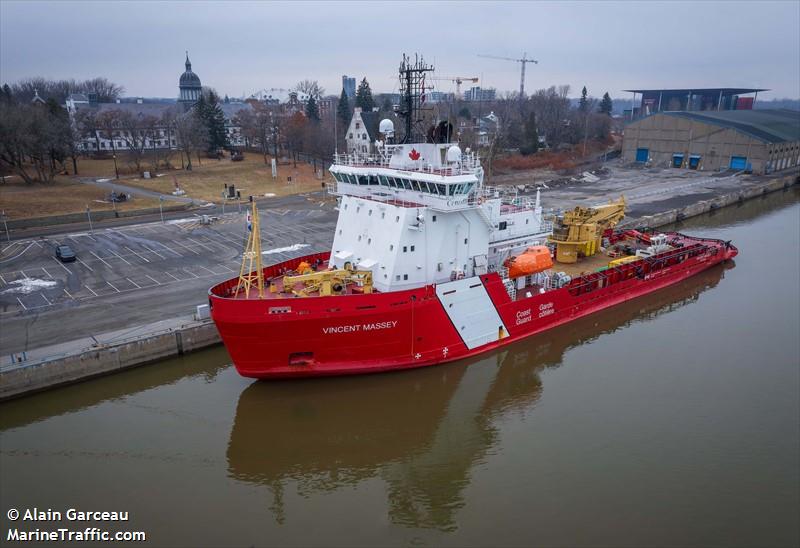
[0,204,337,354]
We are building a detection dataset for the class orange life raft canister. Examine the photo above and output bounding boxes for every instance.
[503,246,553,278]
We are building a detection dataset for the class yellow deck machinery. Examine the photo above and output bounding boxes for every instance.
[549,196,626,263]
[281,264,373,297]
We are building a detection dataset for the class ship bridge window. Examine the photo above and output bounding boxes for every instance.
[379,175,389,186]
[410,180,422,192]
[388,177,397,188]
[401,179,412,190]
[436,184,446,195]
[358,175,369,185]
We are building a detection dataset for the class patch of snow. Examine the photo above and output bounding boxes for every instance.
[1,278,57,294]
[95,178,111,183]
[166,218,194,225]
[264,193,276,197]
[262,243,310,256]
[580,171,600,183]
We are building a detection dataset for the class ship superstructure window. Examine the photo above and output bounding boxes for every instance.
[410,245,415,252]
[403,274,408,280]
[499,221,507,230]
[432,215,437,222]
[403,246,407,252]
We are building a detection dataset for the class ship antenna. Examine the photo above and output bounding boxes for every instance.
[235,197,265,299]
[398,53,434,143]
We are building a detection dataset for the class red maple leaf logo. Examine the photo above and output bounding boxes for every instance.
[408,148,421,161]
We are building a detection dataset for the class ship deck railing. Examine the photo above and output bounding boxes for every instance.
[325,181,548,215]
[332,149,481,176]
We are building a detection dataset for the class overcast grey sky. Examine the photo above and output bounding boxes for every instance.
[2,0,798,100]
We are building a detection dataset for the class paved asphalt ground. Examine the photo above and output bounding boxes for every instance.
[0,194,337,356]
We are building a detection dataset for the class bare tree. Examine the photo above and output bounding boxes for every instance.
[80,77,124,102]
[74,109,102,153]
[172,109,207,171]
[0,101,71,183]
[284,112,307,168]
[295,80,325,99]
[10,76,123,103]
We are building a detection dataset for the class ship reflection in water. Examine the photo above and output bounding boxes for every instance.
[226,263,731,531]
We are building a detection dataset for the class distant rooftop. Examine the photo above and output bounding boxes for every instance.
[624,88,768,94]
[662,109,800,143]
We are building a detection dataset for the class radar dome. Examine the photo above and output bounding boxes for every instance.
[446,145,462,163]
[379,118,395,135]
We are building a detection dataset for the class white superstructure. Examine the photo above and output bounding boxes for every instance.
[328,139,552,293]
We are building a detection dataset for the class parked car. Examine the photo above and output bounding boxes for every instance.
[55,245,76,263]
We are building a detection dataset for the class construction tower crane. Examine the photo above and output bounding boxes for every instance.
[478,52,538,99]
[429,76,479,97]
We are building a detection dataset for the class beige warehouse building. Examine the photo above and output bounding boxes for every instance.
[622,110,800,175]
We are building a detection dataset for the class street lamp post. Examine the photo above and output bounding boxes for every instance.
[159,196,164,223]
[86,205,94,233]
[112,154,119,179]
[1,209,9,242]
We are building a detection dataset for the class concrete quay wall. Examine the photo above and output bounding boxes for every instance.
[623,172,798,229]
[0,321,221,401]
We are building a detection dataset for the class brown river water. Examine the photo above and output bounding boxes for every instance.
[1,187,798,547]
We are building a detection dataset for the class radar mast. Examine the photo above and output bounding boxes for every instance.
[397,54,434,144]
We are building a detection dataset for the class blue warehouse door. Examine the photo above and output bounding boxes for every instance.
[730,156,747,170]
[672,154,684,168]
[688,155,701,169]
[635,148,649,162]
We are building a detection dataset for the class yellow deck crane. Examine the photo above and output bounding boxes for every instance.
[548,196,626,263]
[282,265,373,297]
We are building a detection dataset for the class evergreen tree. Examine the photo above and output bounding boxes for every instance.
[337,88,351,127]
[458,107,472,119]
[195,91,229,152]
[223,94,230,104]
[355,78,375,112]
[599,92,613,116]
[520,111,539,156]
[305,95,320,123]
[0,83,12,104]
[579,86,588,113]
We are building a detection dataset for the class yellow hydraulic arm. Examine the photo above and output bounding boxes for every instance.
[549,196,626,263]
[282,268,373,297]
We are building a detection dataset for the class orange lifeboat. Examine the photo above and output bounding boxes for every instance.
[503,246,553,278]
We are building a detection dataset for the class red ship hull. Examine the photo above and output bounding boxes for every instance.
[209,232,737,379]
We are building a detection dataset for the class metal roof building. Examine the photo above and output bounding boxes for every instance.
[624,87,767,119]
[622,109,800,174]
